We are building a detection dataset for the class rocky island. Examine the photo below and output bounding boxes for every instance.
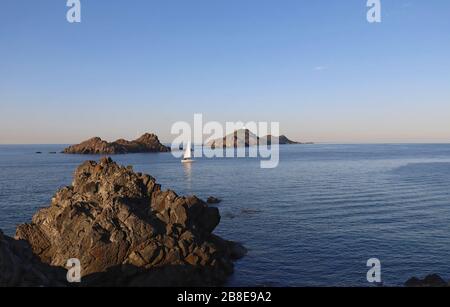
[63,133,170,154]
[207,129,307,149]
[1,158,245,287]
[260,134,302,145]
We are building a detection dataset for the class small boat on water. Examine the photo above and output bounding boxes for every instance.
[181,142,195,163]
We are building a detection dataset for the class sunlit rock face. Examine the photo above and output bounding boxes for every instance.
[14,157,245,286]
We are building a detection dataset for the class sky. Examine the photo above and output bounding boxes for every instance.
[1,0,449,144]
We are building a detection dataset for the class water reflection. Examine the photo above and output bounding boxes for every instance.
[182,161,193,190]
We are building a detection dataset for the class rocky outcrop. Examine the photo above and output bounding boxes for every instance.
[14,157,245,286]
[63,133,170,154]
[207,197,222,205]
[405,274,449,287]
[0,230,66,287]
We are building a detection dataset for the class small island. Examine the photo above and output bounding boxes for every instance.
[260,134,302,145]
[207,129,311,149]
[63,133,170,154]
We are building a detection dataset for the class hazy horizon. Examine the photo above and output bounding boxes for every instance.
[1,1,450,144]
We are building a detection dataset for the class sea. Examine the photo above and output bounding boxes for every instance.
[1,144,450,286]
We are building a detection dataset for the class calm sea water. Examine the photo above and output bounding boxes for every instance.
[1,144,450,286]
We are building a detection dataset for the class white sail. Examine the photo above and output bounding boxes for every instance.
[184,142,192,159]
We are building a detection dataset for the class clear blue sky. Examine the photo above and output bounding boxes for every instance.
[1,0,449,144]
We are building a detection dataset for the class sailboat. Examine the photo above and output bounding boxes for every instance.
[181,141,195,163]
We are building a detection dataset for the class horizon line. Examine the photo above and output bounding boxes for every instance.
[1,141,450,146]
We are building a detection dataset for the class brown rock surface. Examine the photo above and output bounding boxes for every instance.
[14,157,245,286]
[63,133,170,154]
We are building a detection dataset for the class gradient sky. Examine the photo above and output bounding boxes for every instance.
[1,0,449,144]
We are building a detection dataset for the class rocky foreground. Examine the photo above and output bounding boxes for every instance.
[1,157,245,287]
[63,133,170,154]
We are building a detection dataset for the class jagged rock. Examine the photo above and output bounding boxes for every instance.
[15,157,243,286]
[405,274,448,287]
[63,133,170,154]
[0,230,66,287]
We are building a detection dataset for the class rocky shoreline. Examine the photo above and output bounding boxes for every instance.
[63,133,170,154]
[1,157,245,287]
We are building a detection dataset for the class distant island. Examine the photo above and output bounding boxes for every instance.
[63,133,170,154]
[260,134,309,145]
[207,129,312,149]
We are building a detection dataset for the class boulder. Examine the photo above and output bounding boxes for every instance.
[207,196,222,204]
[15,157,243,286]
